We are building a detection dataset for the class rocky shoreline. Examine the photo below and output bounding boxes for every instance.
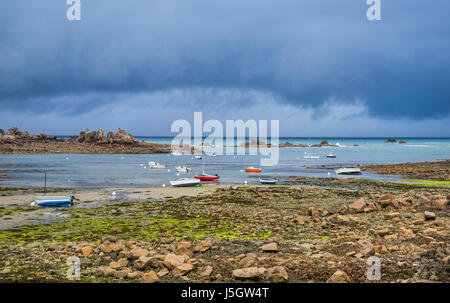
[0,179,448,283]
[0,127,170,154]
[360,160,450,181]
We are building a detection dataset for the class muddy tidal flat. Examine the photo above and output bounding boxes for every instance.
[0,178,448,283]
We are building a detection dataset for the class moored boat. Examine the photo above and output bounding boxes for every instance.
[169,178,201,187]
[176,166,190,173]
[259,178,279,184]
[148,161,166,169]
[335,167,361,175]
[194,173,220,181]
[245,167,262,173]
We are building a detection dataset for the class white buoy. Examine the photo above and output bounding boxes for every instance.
[65,157,69,160]
[144,166,147,169]
[162,184,166,188]
[244,180,248,185]
[167,169,171,172]
[328,172,331,176]
[176,173,180,176]
[140,164,144,167]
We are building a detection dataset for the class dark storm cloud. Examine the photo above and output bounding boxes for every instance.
[0,0,449,119]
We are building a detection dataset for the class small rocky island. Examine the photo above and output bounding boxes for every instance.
[0,127,170,154]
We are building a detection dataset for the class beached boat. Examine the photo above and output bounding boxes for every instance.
[169,178,201,187]
[259,178,279,184]
[245,167,262,173]
[148,161,166,169]
[335,167,361,175]
[33,196,79,207]
[176,166,190,173]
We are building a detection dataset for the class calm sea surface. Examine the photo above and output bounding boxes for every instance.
[0,137,449,188]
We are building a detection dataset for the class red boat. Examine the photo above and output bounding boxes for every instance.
[194,173,220,181]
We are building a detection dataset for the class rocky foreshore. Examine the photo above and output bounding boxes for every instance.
[361,160,450,181]
[0,178,448,283]
[0,127,170,154]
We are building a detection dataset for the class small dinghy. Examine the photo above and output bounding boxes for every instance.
[169,178,201,187]
[245,167,262,173]
[194,155,202,160]
[326,153,336,158]
[33,196,79,207]
[259,178,279,184]
[148,161,166,169]
[335,167,361,175]
[176,166,190,173]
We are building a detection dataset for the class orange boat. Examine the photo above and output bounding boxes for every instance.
[245,167,262,173]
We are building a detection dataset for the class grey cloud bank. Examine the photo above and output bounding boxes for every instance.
[0,0,449,135]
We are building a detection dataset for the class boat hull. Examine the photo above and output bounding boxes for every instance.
[245,168,262,173]
[35,196,73,207]
[259,178,278,184]
[169,178,201,187]
[335,168,361,175]
[194,175,220,181]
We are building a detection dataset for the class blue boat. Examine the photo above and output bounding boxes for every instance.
[34,196,78,207]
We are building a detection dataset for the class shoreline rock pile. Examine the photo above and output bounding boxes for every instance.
[0,126,56,142]
[73,128,139,145]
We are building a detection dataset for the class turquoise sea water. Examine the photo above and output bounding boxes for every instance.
[0,137,449,188]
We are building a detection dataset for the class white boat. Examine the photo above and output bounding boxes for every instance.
[169,178,201,187]
[171,151,183,156]
[326,153,336,158]
[259,178,279,184]
[304,153,320,159]
[176,166,190,173]
[304,137,319,159]
[194,155,202,160]
[335,167,361,175]
[208,152,217,157]
[148,161,166,169]
[32,196,79,207]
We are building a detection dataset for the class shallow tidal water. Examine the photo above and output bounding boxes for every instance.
[0,137,449,188]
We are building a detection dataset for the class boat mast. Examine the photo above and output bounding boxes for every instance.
[202,142,205,175]
[44,172,47,196]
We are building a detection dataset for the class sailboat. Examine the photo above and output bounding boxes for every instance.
[194,144,220,181]
[32,172,79,207]
[304,137,319,159]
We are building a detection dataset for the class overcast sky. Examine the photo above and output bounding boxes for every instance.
[0,0,449,136]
